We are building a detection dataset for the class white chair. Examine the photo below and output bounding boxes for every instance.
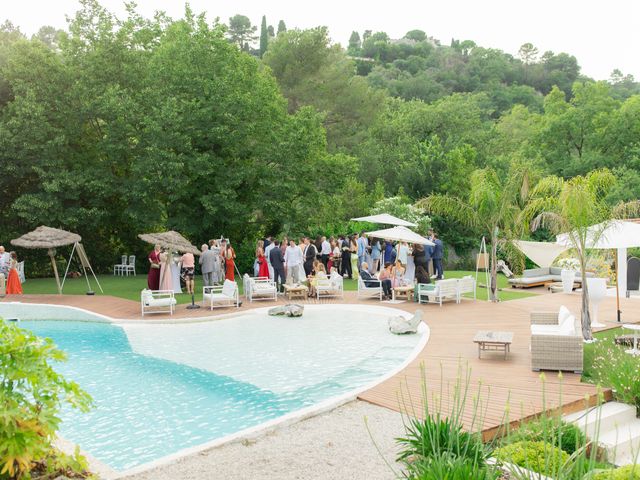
[317,272,344,299]
[357,275,383,300]
[141,289,176,316]
[17,261,25,283]
[244,275,277,302]
[203,280,239,309]
[417,279,459,306]
[114,255,127,276]
[124,255,136,276]
[456,276,476,303]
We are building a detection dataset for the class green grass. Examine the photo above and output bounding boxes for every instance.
[19,270,534,303]
[444,270,536,302]
[582,327,621,382]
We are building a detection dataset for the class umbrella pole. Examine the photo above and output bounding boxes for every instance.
[49,250,62,295]
[615,250,621,322]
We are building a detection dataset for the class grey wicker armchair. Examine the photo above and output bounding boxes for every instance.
[530,312,583,374]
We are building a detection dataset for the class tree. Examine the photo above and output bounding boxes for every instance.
[227,14,256,51]
[518,43,538,64]
[404,29,427,42]
[347,31,361,55]
[32,25,64,50]
[267,25,275,37]
[259,15,268,57]
[417,164,530,301]
[522,169,640,340]
[277,20,286,35]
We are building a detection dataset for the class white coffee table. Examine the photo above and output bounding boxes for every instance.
[622,324,640,355]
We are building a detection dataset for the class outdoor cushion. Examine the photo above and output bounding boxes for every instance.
[558,305,571,324]
[204,292,233,302]
[531,324,562,336]
[559,314,576,336]
[549,267,562,275]
[253,283,275,291]
[146,297,176,307]
[510,275,551,285]
[523,268,550,278]
[222,280,237,297]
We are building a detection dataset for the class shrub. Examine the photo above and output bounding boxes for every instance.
[505,417,586,454]
[592,465,640,479]
[406,452,499,480]
[0,320,92,478]
[494,440,570,475]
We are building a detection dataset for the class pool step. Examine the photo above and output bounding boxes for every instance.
[564,402,640,466]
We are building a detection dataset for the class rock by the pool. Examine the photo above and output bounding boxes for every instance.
[388,310,422,334]
[268,304,304,317]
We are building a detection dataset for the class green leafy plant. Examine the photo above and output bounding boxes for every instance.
[504,417,586,455]
[405,452,499,480]
[591,464,640,479]
[494,440,570,476]
[0,320,92,478]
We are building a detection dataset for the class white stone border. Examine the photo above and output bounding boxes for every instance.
[1,301,429,479]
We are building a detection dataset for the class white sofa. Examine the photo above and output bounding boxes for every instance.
[416,279,459,306]
[357,276,383,300]
[243,275,277,302]
[530,306,583,373]
[317,272,344,299]
[203,280,239,309]
[509,267,594,288]
[141,289,177,316]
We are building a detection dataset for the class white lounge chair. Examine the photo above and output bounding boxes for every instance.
[114,255,127,276]
[456,276,476,303]
[124,255,136,276]
[243,275,277,302]
[141,289,176,316]
[417,279,459,306]
[317,272,344,299]
[357,275,383,300]
[203,280,239,309]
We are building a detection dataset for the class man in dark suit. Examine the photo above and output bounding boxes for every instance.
[359,262,392,298]
[303,237,317,277]
[432,233,444,280]
[269,240,286,292]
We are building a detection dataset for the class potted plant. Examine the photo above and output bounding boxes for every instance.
[557,258,580,293]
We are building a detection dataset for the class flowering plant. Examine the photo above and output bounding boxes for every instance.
[556,258,580,271]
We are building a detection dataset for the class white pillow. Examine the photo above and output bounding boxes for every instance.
[558,314,575,335]
[558,305,571,325]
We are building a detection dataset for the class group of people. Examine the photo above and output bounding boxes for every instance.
[0,245,22,295]
[146,238,237,295]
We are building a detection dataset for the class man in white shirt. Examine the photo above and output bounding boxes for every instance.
[0,246,9,295]
[284,239,303,284]
[320,236,331,271]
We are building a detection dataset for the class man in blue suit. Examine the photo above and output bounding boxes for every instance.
[432,233,444,280]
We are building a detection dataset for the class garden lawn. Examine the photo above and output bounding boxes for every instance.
[20,270,535,303]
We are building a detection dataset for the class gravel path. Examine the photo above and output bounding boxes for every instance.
[121,400,406,480]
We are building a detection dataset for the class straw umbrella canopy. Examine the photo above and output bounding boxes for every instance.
[11,226,82,294]
[138,230,201,255]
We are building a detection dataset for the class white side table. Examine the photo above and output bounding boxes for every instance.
[622,324,640,355]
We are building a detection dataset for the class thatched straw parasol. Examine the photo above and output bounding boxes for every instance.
[11,226,82,294]
[138,230,201,255]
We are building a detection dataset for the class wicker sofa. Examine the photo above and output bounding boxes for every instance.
[509,267,594,289]
[530,311,583,373]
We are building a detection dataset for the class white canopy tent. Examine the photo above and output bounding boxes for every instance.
[351,213,418,227]
[365,226,434,245]
[556,220,640,322]
[513,240,570,268]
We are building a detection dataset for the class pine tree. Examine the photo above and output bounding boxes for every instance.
[267,25,275,37]
[277,20,286,35]
[347,31,361,55]
[259,15,268,57]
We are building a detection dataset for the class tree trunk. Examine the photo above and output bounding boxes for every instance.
[579,256,593,341]
[490,234,498,302]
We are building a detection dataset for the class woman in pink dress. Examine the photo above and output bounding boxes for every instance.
[147,245,161,290]
[159,249,173,291]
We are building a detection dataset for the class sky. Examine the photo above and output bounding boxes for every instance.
[3,0,639,80]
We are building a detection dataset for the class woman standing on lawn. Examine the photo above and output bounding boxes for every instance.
[5,251,22,295]
[147,244,161,290]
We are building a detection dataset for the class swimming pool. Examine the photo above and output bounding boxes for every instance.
[18,305,427,473]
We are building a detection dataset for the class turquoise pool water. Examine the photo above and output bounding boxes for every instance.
[21,307,422,471]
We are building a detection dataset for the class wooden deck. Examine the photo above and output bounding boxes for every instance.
[4,290,638,439]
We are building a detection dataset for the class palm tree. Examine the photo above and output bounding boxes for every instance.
[417,165,529,302]
[522,169,640,341]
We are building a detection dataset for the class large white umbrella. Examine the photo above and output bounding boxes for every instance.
[556,220,640,322]
[351,213,418,227]
[513,240,569,268]
[366,226,434,245]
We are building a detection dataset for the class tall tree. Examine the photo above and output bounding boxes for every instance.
[259,15,268,57]
[267,25,275,37]
[417,164,530,302]
[523,169,640,340]
[347,31,361,55]
[227,14,256,51]
[277,20,286,35]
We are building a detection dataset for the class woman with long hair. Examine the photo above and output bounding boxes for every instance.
[6,251,22,295]
[147,244,161,290]
[223,241,236,281]
[256,241,269,278]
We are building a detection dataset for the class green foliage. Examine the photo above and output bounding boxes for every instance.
[405,452,499,480]
[494,440,570,476]
[592,465,640,480]
[504,417,586,455]
[259,15,268,57]
[227,14,256,51]
[0,320,92,477]
[370,196,431,234]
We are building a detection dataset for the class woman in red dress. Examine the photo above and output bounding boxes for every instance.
[223,242,236,281]
[6,252,23,295]
[257,245,269,278]
[147,244,161,290]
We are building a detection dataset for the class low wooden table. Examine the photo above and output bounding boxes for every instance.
[548,281,579,293]
[393,285,414,301]
[284,284,308,300]
[473,331,514,360]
